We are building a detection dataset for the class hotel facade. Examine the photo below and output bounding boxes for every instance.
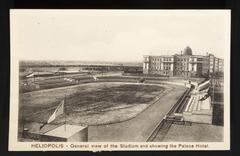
[143,46,223,77]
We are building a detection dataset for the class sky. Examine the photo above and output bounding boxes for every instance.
[10,10,230,62]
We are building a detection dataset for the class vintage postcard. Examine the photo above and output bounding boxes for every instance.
[9,9,230,151]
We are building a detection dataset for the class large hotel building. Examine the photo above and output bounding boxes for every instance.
[143,46,224,77]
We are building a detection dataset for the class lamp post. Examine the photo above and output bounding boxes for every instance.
[187,70,190,81]
[211,74,215,107]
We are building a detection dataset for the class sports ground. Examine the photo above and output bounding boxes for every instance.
[18,76,188,141]
[20,82,169,125]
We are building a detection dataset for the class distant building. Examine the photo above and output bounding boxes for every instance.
[209,54,224,75]
[143,46,223,77]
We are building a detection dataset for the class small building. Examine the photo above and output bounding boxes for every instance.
[40,124,88,142]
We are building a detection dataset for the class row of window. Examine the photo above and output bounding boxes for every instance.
[150,66,196,71]
[177,58,188,61]
[151,58,203,63]
[151,58,173,62]
[149,63,173,66]
[163,58,173,61]
[176,63,188,67]
[150,66,172,70]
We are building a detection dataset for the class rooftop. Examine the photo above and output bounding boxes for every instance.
[143,55,174,58]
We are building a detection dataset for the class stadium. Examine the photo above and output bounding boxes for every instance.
[18,63,223,142]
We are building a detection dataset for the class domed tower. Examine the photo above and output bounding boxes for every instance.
[183,46,193,55]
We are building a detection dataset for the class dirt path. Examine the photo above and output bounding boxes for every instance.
[88,85,186,142]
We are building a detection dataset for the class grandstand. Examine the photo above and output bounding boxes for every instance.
[182,79,213,124]
[162,79,213,124]
[20,77,79,93]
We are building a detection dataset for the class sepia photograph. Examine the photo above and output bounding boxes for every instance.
[9,10,230,151]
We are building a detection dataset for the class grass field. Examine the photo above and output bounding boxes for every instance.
[20,82,167,126]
